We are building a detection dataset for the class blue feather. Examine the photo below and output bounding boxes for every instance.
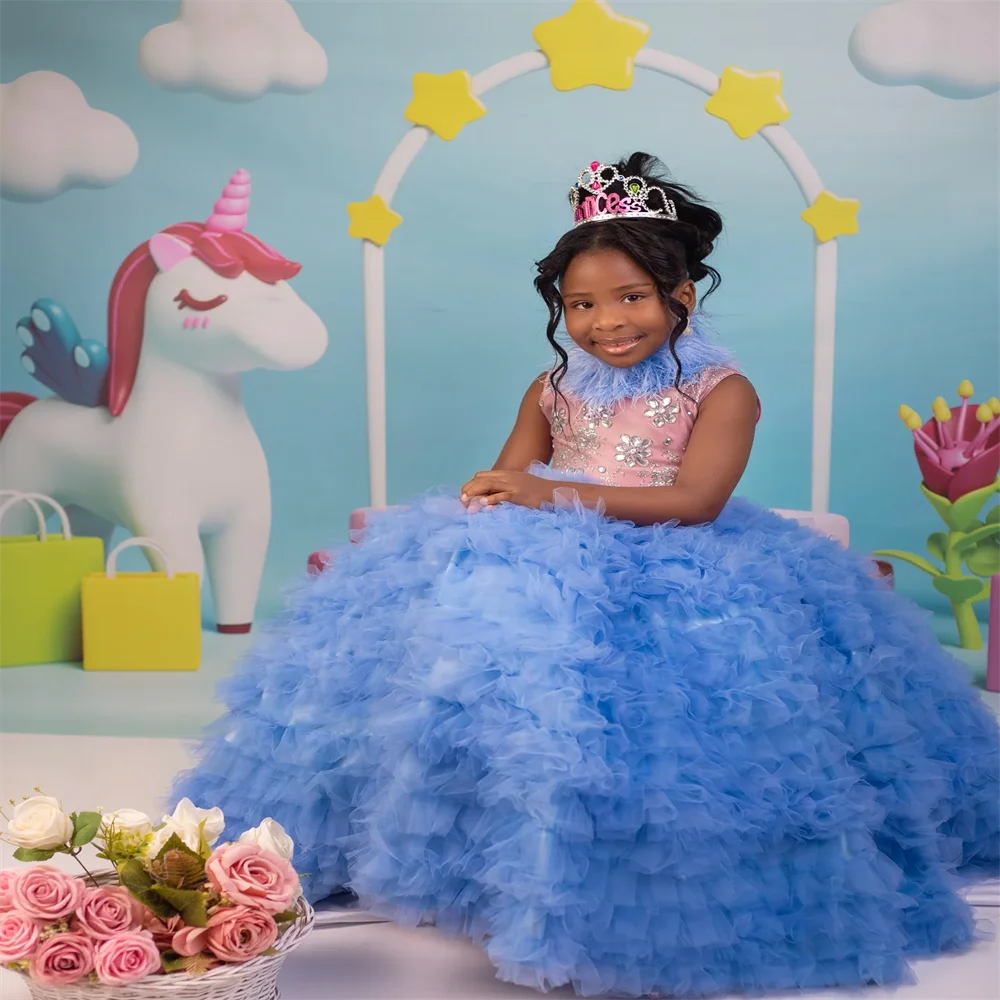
[558,314,736,408]
[15,299,109,408]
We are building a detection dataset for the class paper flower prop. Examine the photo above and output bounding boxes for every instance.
[875,381,999,649]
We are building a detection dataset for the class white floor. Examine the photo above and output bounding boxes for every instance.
[1,733,997,1000]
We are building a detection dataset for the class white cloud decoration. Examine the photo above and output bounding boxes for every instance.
[0,71,139,202]
[849,0,999,100]
[139,0,328,101]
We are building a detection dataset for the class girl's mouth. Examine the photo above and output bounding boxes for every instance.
[593,336,643,356]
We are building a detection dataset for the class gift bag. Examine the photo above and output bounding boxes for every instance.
[82,537,201,671]
[0,491,106,667]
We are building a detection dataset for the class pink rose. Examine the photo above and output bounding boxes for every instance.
[28,932,94,986]
[12,865,84,922]
[141,910,184,950]
[73,885,144,940]
[0,911,40,962]
[205,843,298,914]
[94,930,161,985]
[171,924,209,957]
[0,870,18,912]
[205,905,278,962]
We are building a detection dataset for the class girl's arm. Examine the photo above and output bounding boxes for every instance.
[492,378,553,471]
[464,375,758,526]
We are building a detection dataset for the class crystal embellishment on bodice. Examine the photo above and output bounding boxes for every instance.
[540,366,740,487]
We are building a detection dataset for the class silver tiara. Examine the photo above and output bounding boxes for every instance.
[569,161,677,227]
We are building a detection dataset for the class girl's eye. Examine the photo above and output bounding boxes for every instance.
[572,302,593,310]
[174,289,228,312]
[624,294,644,303]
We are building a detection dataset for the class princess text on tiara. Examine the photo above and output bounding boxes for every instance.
[570,161,678,227]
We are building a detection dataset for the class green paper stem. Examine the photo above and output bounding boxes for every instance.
[951,597,983,650]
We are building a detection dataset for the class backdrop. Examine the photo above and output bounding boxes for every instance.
[2,0,997,618]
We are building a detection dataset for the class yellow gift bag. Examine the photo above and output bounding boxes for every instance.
[82,537,201,671]
[0,491,105,667]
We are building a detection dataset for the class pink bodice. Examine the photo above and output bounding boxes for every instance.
[540,367,742,487]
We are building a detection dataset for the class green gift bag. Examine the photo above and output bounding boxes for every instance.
[0,491,105,666]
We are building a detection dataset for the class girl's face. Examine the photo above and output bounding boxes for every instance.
[560,248,696,368]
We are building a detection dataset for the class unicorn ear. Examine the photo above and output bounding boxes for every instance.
[149,233,193,273]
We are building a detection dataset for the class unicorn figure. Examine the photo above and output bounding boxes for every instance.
[0,170,328,633]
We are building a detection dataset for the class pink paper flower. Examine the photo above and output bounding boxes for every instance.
[73,885,144,940]
[141,910,184,951]
[205,905,278,963]
[12,865,84,922]
[94,930,161,985]
[0,911,40,962]
[205,843,298,914]
[28,932,94,986]
[914,409,1000,502]
[0,870,18,912]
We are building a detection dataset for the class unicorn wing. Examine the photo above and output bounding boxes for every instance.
[15,299,109,408]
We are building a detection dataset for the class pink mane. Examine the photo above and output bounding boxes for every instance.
[106,222,301,417]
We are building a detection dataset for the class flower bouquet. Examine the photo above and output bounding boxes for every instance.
[875,381,1000,649]
[1,795,313,1000]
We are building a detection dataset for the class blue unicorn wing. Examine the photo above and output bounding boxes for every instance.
[15,299,109,408]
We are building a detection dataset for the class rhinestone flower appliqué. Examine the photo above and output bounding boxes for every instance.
[582,403,615,428]
[550,406,568,437]
[644,395,680,427]
[615,434,652,468]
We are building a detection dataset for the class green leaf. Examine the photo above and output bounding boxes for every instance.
[160,951,187,974]
[986,505,1000,525]
[965,540,1000,579]
[12,847,56,862]
[932,575,988,602]
[70,811,102,848]
[955,523,1000,555]
[950,479,1000,531]
[926,532,948,562]
[872,549,941,576]
[921,480,1000,532]
[272,909,298,923]
[260,948,278,957]
[921,484,960,530]
[154,833,202,864]
[118,859,178,921]
[151,885,208,927]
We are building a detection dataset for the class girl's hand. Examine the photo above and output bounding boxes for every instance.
[461,471,554,510]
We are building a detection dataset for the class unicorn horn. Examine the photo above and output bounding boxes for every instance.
[205,169,251,234]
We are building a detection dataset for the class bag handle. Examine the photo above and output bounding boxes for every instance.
[0,491,72,542]
[106,537,174,579]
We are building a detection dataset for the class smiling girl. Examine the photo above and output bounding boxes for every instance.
[175,152,999,998]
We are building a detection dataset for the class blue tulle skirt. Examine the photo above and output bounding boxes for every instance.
[174,492,999,997]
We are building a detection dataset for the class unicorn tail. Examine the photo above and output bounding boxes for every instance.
[0,392,37,439]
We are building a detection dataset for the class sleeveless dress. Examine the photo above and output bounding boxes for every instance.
[174,356,999,998]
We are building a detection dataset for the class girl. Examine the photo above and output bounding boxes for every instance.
[175,154,999,998]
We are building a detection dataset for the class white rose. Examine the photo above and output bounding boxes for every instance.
[5,795,74,850]
[101,809,153,836]
[146,799,225,858]
[238,818,295,861]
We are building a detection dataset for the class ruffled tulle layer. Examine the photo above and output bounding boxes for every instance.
[174,493,999,997]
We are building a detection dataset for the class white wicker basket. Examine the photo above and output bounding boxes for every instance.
[17,872,314,1000]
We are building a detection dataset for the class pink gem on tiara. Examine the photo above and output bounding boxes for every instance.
[569,160,678,227]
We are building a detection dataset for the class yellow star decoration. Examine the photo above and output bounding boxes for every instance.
[704,67,790,140]
[404,70,486,141]
[346,195,402,247]
[801,191,860,243]
[533,0,650,92]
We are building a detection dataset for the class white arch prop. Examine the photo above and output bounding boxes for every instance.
[363,49,838,516]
